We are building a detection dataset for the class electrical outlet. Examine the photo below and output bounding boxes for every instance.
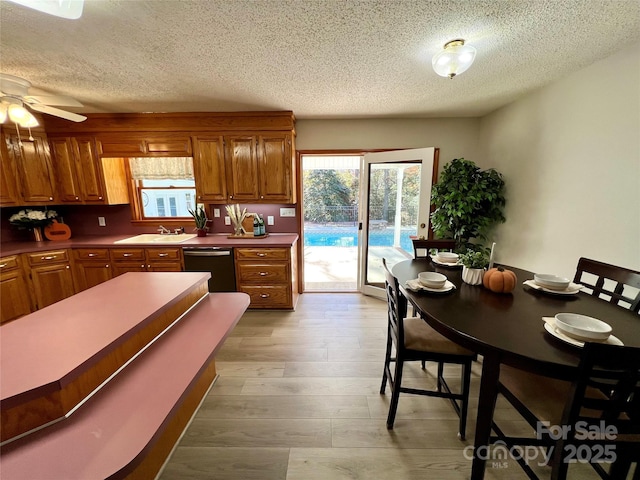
[267,216,274,225]
[98,216,106,227]
[224,216,231,225]
[213,208,220,218]
[280,207,296,217]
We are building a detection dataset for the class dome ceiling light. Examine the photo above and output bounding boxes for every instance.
[432,39,477,79]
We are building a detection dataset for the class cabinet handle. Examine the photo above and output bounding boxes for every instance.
[41,256,57,260]
[158,253,169,257]
[229,195,233,199]
[260,293,270,298]
[105,264,110,268]
[75,196,79,200]
[49,197,53,201]
[259,272,268,276]
[256,253,266,257]
[88,253,98,257]
[260,195,264,199]
[66,265,70,269]
[123,253,133,257]
[0,263,7,268]
[98,196,103,200]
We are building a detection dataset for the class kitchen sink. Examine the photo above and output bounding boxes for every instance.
[113,233,197,244]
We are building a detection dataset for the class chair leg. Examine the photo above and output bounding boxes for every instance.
[437,362,444,392]
[380,329,393,394]
[457,360,472,441]
[421,360,426,370]
[386,356,404,429]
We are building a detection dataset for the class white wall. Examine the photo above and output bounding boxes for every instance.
[477,42,640,277]
[295,117,480,167]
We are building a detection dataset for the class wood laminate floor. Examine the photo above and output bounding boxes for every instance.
[158,293,605,480]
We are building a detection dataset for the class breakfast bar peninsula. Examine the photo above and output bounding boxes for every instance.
[0,271,250,479]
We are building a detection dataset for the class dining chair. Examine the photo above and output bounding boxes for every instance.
[573,257,640,313]
[491,342,640,480]
[411,238,457,259]
[380,258,477,439]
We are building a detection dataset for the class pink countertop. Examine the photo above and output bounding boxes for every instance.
[1,271,210,406]
[0,233,298,256]
[0,292,250,479]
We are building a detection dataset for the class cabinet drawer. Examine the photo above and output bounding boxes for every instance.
[73,248,110,260]
[238,285,290,308]
[111,248,145,261]
[145,248,181,261]
[145,137,192,156]
[96,137,145,156]
[237,263,288,284]
[27,250,69,266]
[235,248,289,261]
[0,256,20,271]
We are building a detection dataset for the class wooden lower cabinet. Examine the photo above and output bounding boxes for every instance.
[0,255,33,324]
[111,247,183,275]
[72,248,113,292]
[25,249,76,310]
[234,244,298,309]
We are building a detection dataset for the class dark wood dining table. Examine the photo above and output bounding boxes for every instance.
[391,259,640,480]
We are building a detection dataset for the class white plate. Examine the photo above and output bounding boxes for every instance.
[523,279,582,295]
[406,278,456,293]
[543,322,623,347]
[430,255,462,268]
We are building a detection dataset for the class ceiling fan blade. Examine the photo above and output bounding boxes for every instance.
[28,103,87,122]
[24,95,84,107]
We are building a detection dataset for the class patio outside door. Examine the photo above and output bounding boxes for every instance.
[358,148,436,299]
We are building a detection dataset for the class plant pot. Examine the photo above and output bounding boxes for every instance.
[196,229,207,237]
[462,266,484,285]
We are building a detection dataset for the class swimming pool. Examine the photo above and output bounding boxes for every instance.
[304,226,415,252]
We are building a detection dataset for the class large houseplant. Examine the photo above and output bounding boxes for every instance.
[430,158,506,252]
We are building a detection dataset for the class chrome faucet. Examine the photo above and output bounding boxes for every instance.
[157,225,171,234]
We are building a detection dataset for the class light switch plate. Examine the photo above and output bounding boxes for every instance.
[280,207,296,217]
[213,208,220,218]
[224,216,231,225]
[98,216,106,227]
[267,216,274,225]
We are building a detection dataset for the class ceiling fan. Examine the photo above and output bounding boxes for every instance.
[0,73,87,125]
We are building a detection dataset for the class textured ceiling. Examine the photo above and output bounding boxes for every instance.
[1,0,639,119]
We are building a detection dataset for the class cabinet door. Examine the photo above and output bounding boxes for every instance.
[147,262,183,272]
[73,261,112,291]
[0,258,32,324]
[0,133,20,206]
[111,262,147,276]
[74,136,106,202]
[50,137,82,202]
[226,135,259,201]
[258,134,294,202]
[193,136,227,202]
[30,263,75,309]
[9,133,57,204]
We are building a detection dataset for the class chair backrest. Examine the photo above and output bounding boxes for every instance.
[573,257,640,313]
[411,238,457,259]
[561,342,640,439]
[382,258,407,349]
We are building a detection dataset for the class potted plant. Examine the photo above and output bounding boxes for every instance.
[430,158,506,253]
[188,206,209,236]
[9,208,58,241]
[459,250,489,285]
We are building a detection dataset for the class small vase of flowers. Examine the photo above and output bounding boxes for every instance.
[459,250,489,285]
[9,209,58,241]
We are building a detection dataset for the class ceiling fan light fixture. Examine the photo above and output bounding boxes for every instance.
[7,103,39,128]
[432,39,477,79]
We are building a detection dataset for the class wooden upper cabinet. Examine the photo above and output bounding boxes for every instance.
[192,135,227,202]
[50,137,83,202]
[259,134,294,203]
[96,134,192,157]
[226,135,259,202]
[49,135,128,205]
[6,132,57,204]
[0,131,21,206]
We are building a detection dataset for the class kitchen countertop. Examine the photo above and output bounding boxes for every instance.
[0,233,299,256]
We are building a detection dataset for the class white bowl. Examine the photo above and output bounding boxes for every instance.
[418,272,447,289]
[534,274,570,291]
[436,252,459,264]
[554,313,612,341]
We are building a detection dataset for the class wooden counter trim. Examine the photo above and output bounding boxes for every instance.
[0,293,250,480]
[1,273,210,442]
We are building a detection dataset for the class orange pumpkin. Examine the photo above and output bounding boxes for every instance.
[483,267,517,293]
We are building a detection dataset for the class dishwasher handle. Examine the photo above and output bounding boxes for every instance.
[183,249,232,257]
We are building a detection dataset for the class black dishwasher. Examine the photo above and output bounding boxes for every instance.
[183,247,236,292]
